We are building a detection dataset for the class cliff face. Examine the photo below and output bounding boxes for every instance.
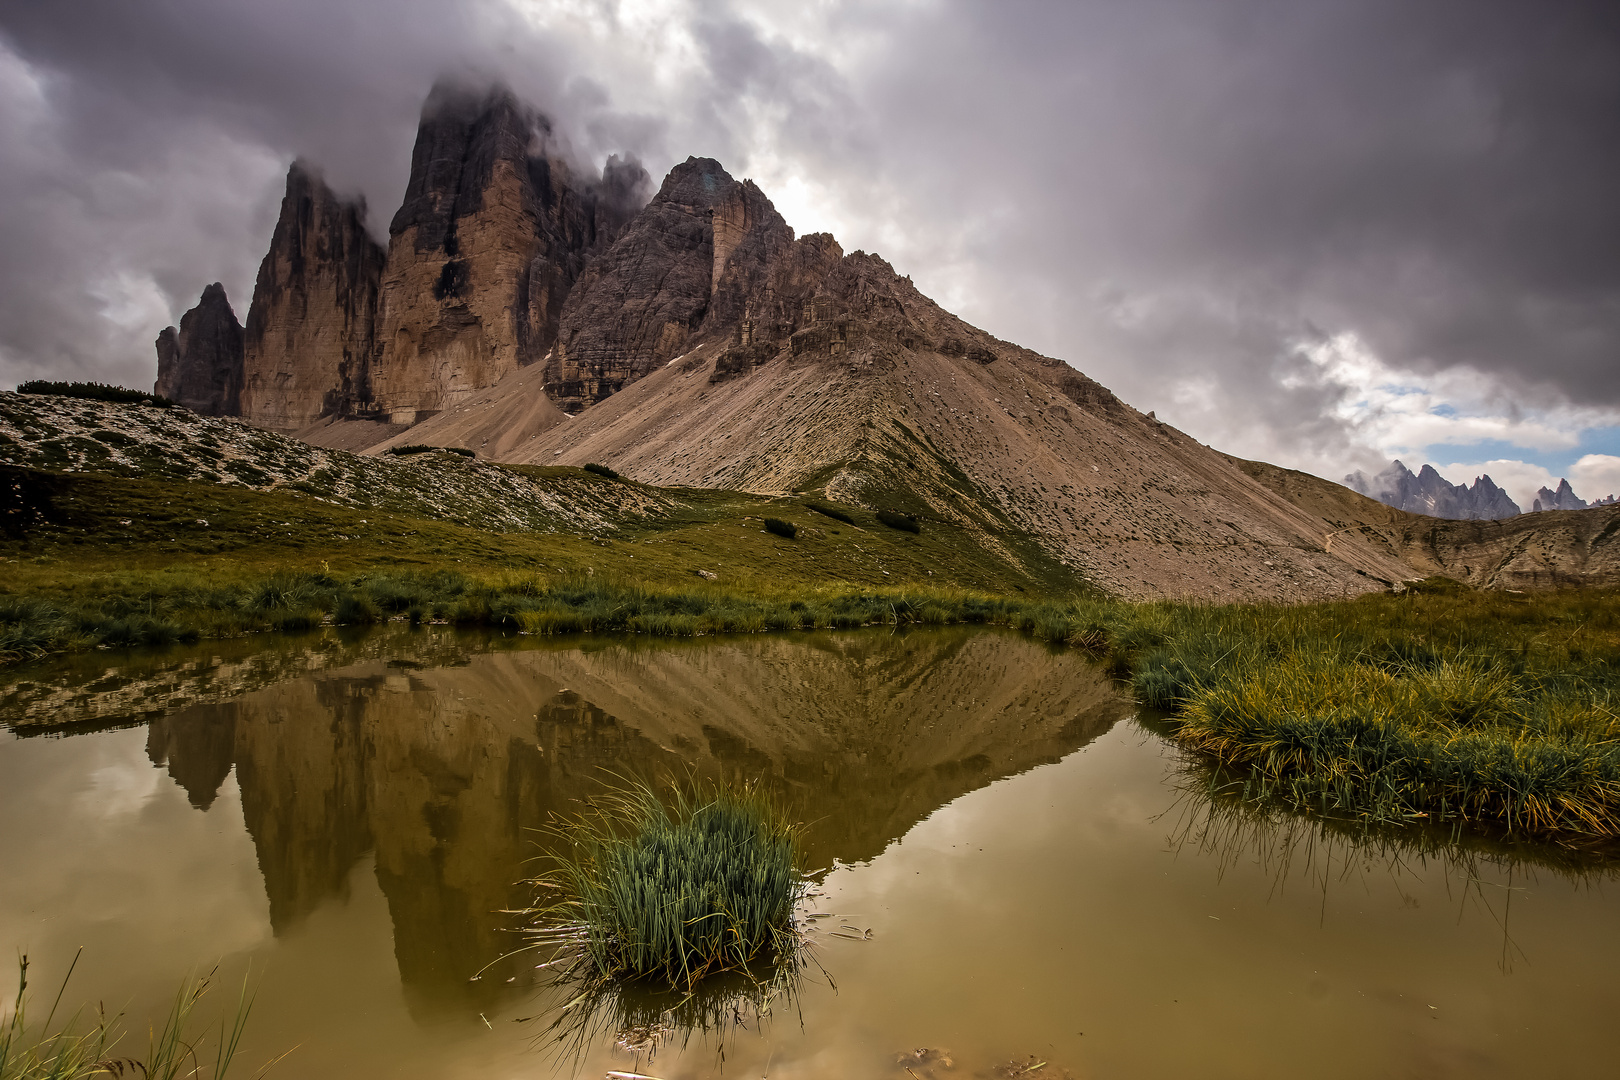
[543,159,796,411]
[238,162,386,431]
[366,85,647,424]
[153,282,243,416]
[1345,459,1521,520]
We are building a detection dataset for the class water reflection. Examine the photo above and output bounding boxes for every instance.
[1161,765,1620,977]
[8,628,1619,1077]
[122,627,1126,1020]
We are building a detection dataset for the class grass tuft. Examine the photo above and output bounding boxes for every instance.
[0,953,257,1080]
[526,778,805,992]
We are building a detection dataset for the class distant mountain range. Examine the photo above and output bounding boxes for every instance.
[1344,460,1617,520]
[1343,460,1521,520]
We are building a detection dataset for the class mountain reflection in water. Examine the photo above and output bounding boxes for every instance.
[131,627,1127,1017]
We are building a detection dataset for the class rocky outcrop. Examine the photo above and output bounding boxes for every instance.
[1533,479,1588,512]
[153,283,243,416]
[543,157,753,410]
[366,84,647,424]
[1345,459,1520,520]
[542,157,951,410]
[239,162,386,431]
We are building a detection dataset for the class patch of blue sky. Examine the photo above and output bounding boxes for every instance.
[1420,425,1620,476]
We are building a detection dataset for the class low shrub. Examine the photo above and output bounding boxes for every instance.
[385,444,474,458]
[333,593,381,625]
[804,500,855,524]
[15,381,174,408]
[583,462,619,480]
[875,510,921,533]
[763,517,798,539]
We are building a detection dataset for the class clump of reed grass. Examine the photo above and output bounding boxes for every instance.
[526,778,805,992]
[762,517,797,539]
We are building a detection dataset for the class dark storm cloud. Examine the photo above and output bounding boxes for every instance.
[0,0,668,387]
[807,0,1620,465]
[0,0,1615,478]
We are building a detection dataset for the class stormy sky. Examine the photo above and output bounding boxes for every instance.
[1,0,1616,508]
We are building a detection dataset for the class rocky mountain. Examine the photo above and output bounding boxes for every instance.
[239,162,386,430]
[160,82,650,433]
[541,159,793,412]
[154,282,243,416]
[1239,457,1620,590]
[1532,479,1588,512]
[143,80,1620,600]
[1343,460,1520,520]
[351,171,1421,601]
[366,83,648,425]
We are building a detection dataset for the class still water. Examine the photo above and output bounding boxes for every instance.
[2,626,1617,1078]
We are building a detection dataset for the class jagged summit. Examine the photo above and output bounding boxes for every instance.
[155,282,243,417]
[161,80,652,434]
[1531,478,1606,512]
[240,161,385,430]
[1344,460,1520,520]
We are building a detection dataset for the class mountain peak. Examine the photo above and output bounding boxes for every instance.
[1344,459,1520,520]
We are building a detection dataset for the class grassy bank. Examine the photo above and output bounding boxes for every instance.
[1053,581,1620,843]
[5,464,1620,845]
[0,567,1050,665]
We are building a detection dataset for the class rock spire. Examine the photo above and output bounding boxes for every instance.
[154,282,244,416]
[366,83,648,424]
[239,162,386,431]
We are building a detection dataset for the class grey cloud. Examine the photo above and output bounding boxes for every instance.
[0,0,1615,485]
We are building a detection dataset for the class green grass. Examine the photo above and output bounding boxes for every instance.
[6,460,1620,845]
[0,465,1079,666]
[1,954,256,1080]
[1035,581,1620,842]
[526,778,804,991]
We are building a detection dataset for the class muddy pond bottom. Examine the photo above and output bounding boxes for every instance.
[2,625,1617,1079]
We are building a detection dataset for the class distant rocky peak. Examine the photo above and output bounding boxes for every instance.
[1532,478,1589,512]
[1344,458,1520,520]
[592,153,654,229]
